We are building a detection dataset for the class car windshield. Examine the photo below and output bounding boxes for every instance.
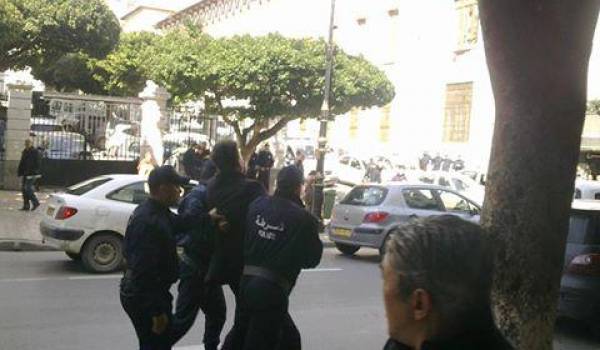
[66,177,112,196]
[341,186,388,206]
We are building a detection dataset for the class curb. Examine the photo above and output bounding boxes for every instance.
[0,240,58,252]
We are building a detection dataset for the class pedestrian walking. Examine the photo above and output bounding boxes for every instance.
[246,151,258,179]
[0,116,6,158]
[303,170,317,211]
[432,153,443,171]
[441,154,453,172]
[119,165,190,350]
[182,143,206,180]
[17,139,41,211]
[285,145,295,166]
[227,165,323,350]
[256,143,274,191]
[294,150,305,178]
[204,141,266,348]
[453,156,465,172]
[171,183,227,350]
[419,152,431,172]
[381,216,514,350]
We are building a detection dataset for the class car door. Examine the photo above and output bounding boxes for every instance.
[104,182,149,235]
[435,189,480,222]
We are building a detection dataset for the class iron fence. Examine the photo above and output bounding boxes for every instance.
[32,93,142,161]
[163,106,235,162]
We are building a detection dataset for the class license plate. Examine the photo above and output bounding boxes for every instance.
[47,206,55,217]
[334,228,352,237]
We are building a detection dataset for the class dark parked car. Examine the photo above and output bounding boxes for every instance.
[559,200,600,334]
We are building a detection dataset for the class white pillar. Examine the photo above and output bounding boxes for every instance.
[2,83,33,189]
[139,81,170,166]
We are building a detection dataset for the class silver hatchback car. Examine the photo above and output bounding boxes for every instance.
[328,183,481,256]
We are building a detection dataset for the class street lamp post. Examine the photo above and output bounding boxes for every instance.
[312,0,336,219]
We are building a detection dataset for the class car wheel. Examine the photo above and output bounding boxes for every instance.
[335,243,360,256]
[65,252,81,261]
[81,233,123,273]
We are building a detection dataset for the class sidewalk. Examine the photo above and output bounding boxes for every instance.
[0,189,56,251]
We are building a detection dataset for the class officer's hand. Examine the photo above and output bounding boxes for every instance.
[217,219,230,233]
[209,208,226,223]
[151,314,169,335]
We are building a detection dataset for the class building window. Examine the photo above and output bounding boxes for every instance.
[455,0,479,51]
[388,9,399,17]
[357,17,367,26]
[443,82,473,143]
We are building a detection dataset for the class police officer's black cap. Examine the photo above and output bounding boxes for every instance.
[277,165,304,189]
[148,165,190,188]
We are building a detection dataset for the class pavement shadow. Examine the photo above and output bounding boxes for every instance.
[332,251,382,264]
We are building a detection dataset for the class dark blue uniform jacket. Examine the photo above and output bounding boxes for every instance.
[244,194,323,286]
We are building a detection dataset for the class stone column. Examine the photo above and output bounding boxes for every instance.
[139,81,170,167]
[1,83,33,190]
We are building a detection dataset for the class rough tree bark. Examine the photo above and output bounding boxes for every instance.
[479,1,600,349]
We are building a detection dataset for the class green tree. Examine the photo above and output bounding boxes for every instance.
[0,0,120,77]
[148,32,395,160]
[92,31,160,96]
[34,32,159,96]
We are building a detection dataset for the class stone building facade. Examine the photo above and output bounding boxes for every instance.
[156,0,600,169]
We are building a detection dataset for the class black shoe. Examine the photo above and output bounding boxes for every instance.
[31,203,40,211]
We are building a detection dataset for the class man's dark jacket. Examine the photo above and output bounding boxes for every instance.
[256,150,274,168]
[244,193,323,286]
[121,199,179,315]
[383,322,514,350]
[177,184,215,266]
[205,171,266,285]
[18,147,41,177]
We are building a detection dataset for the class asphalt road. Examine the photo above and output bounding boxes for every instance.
[0,248,598,350]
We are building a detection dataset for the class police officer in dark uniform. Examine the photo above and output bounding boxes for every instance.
[170,180,226,350]
[119,165,190,350]
[255,143,274,191]
[229,165,323,350]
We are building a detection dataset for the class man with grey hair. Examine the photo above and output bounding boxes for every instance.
[381,215,514,350]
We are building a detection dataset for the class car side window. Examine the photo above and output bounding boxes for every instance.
[107,182,149,205]
[402,189,442,211]
[438,190,472,213]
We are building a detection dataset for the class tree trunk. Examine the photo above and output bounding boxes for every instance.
[479,1,600,349]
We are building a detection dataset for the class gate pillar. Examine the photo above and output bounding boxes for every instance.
[1,83,33,190]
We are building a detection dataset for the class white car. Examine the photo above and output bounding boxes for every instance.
[402,171,485,206]
[574,178,600,200]
[40,175,152,273]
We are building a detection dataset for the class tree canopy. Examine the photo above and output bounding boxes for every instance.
[0,0,120,76]
[147,32,396,159]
